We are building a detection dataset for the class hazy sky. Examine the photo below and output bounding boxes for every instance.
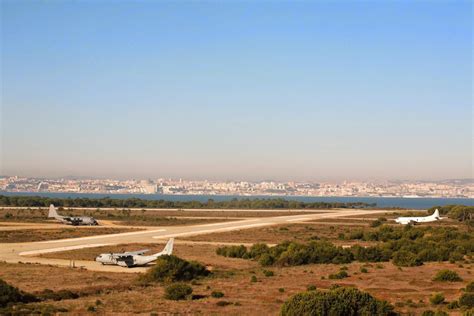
[1,1,472,181]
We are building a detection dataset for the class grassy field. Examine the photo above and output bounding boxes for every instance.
[1,254,471,315]
[0,227,142,243]
[0,207,323,225]
[2,210,472,315]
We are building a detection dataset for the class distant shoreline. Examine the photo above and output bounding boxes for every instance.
[0,191,472,199]
[1,192,472,209]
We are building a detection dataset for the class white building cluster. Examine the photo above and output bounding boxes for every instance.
[0,176,472,198]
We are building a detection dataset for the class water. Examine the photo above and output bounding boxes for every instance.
[1,192,472,209]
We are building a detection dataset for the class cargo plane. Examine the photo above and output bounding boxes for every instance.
[48,204,98,226]
[95,238,174,267]
[395,209,443,225]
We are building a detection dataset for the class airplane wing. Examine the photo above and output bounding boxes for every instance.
[111,249,150,257]
[123,249,150,256]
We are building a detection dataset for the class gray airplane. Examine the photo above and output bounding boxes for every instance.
[48,204,98,226]
[95,238,174,267]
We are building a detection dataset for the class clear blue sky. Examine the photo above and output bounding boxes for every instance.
[1,1,472,181]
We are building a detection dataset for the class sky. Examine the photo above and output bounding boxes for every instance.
[1,0,472,181]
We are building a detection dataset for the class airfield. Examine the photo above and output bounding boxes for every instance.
[0,208,386,272]
[0,207,472,315]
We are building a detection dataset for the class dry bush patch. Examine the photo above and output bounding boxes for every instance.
[2,252,472,315]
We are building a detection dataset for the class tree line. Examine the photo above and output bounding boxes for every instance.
[0,195,374,210]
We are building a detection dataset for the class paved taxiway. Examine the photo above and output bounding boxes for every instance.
[0,209,390,273]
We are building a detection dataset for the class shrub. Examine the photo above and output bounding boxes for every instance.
[280,287,396,316]
[258,253,274,266]
[459,293,474,309]
[307,285,317,291]
[392,250,422,267]
[447,300,459,309]
[216,245,248,258]
[251,275,257,283]
[328,270,348,280]
[263,270,274,277]
[140,255,209,283]
[360,267,368,273]
[37,289,79,301]
[466,281,474,292]
[371,220,383,228]
[430,293,445,305]
[164,283,193,301]
[211,291,224,298]
[87,306,96,312]
[216,300,232,306]
[433,270,462,282]
[0,278,37,307]
[279,288,285,293]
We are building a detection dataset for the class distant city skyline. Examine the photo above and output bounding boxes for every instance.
[1,175,472,198]
[1,1,472,181]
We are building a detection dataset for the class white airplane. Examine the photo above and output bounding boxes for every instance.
[395,209,443,225]
[95,238,174,267]
[48,204,98,226]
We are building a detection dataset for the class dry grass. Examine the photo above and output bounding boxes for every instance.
[184,222,370,244]
[2,213,471,315]
[2,259,471,315]
[0,227,141,243]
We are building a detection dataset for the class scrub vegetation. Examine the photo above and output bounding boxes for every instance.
[216,224,474,267]
[139,255,210,284]
[0,195,373,209]
[280,287,396,316]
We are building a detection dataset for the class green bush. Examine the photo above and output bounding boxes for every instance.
[263,270,274,277]
[392,250,422,267]
[216,245,248,258]
[371,220,383,228]
[164,283,193,300]
[328,270,349,279]
[466,281,474,292]
[459,293,474,309]
[447,300,459,309]
[37,289,79,301]
[279,288,285,293]
[429,293,445,305]
[433,270,462,282]
[251,275,257,283]
[306,285,317,291]
[360,267,368,273]
[211,291,224,298]
[140,255,209,283]
[0,278,37,307]
[280,287,396,316]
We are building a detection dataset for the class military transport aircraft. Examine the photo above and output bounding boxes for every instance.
[95,238,174,267]
[395,209,443,225]
[48,204,98,226]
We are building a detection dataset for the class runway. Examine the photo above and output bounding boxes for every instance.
[0,209,390,273]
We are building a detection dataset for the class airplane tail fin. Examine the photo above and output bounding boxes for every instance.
[162,238,174,255]
[432,209,440,219]
[153,238,174,257]
[48,204,62,219]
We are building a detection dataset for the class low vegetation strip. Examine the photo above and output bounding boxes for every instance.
[280,287,397,316]
[216,225,473,267]
[0,195,374,209]
[139,255,210,284]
